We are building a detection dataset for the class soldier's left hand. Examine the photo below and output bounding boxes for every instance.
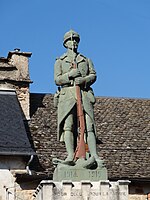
[75,77,86,85]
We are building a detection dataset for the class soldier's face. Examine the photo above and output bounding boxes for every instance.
[65,38,79,51]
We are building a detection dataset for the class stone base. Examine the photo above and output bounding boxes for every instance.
[53,162,108,181]
[33,180,131,200]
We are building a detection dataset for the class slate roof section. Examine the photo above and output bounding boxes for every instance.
[29,94,150,180]
[0,90,35,155]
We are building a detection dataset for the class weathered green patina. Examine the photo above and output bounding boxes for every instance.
[54,30,103,164]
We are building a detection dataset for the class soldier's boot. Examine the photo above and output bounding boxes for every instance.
[64,131,74,162]
[87,132,104,167]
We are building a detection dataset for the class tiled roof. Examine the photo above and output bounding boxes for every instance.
[0,90,35,155]
[29,94,150,179]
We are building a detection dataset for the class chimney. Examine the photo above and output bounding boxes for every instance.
[0,49,32,120]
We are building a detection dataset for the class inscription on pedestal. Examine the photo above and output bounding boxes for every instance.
[89,170,102,179]
[34,180,130,200]
[63,169,104,180]
[53,166,107,181]
[64,171,78,178]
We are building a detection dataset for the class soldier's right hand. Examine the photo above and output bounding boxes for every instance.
[68,69,81,78]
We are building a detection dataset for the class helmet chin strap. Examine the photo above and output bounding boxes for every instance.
[71,31,74,53]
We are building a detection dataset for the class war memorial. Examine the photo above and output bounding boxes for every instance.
[34,30,130,200]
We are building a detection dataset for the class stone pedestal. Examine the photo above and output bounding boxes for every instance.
[53,163,108,181]
[33,180,130,200]
[53,157,108,182]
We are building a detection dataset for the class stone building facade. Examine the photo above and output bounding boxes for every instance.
[0,50,35,200]
[0,49,32,120]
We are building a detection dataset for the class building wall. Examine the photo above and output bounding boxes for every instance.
[0,156,27,200]
[0,170,15,200]
[129,182,150,200]
[15,183,35,200]
[0,50,32,120]
[129,194,147,200]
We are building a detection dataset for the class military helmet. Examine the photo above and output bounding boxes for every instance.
[63,29,80,48]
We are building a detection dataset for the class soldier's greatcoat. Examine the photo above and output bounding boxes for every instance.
[54,52,97,141]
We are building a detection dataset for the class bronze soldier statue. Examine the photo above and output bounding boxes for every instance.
[54,30,101,165]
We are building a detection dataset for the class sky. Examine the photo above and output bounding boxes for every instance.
[0,0,150,98]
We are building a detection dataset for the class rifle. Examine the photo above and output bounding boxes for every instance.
[73,60,86,160]
[70,33,86,160]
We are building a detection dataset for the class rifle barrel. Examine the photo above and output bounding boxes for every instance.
[73,63,86,160]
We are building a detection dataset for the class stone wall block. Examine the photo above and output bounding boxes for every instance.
[62,181,74,200]
[81,181,92,200]
[109,182,119,200]
[0,170,16,200]
[16,85,30,119]
[10,54,29,79]
[41,181,55,200]
[100,181,110,200]
[129,194,147,200]
[118,180,130,200]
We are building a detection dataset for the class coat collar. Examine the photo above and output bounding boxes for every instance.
[60,52,86,63]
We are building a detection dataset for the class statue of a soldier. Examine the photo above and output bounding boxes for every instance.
[54,30,102,166]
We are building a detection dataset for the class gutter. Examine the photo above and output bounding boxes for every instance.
[26,155,34,175]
